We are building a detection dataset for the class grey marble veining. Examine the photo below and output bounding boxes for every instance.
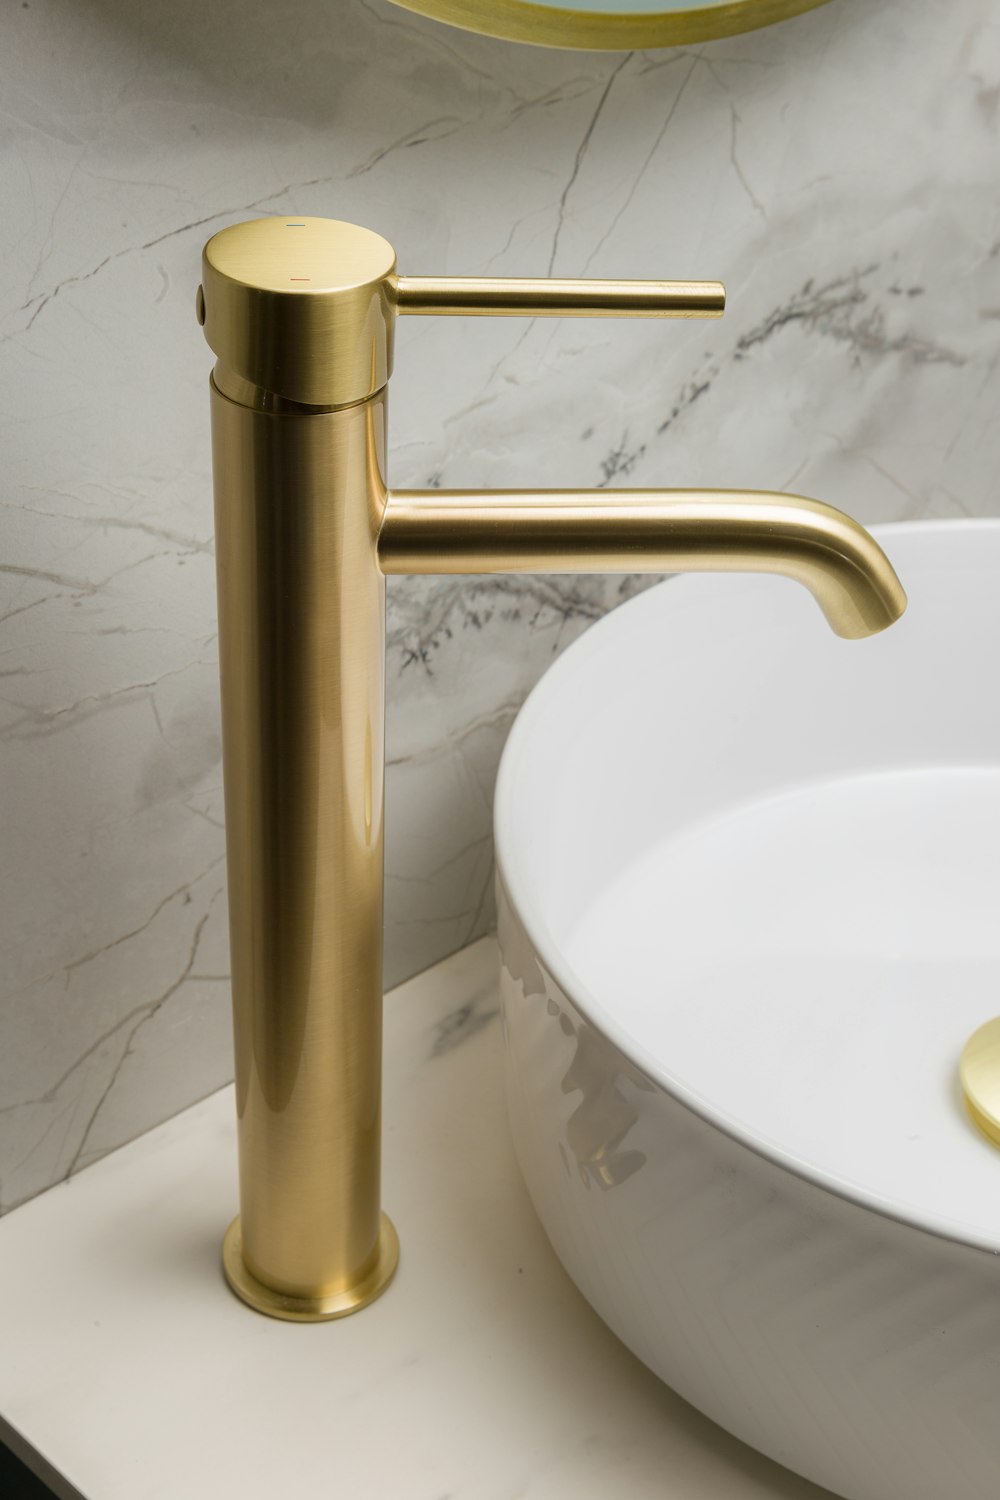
[2,0,999,1213]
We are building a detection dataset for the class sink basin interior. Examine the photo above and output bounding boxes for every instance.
[497,521,1000,1249]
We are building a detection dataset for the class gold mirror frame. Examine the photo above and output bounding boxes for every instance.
[387,0,835,50]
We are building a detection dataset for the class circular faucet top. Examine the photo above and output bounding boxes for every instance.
[200,216,398,406]
[204,216,396,297]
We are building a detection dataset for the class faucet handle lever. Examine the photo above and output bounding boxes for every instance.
[200,215,724,407]
[394,275,725,320]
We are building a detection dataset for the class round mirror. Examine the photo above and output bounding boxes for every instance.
[387,0,834,49]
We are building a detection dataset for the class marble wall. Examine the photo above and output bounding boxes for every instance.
[2,0,998,1213]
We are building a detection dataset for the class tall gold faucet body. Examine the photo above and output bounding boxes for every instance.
[199,217,906,1321]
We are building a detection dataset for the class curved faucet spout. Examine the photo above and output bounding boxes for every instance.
[377,489,907,641]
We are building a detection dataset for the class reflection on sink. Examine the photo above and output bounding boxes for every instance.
[495,520,1000,1500]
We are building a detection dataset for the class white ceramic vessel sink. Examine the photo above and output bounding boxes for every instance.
[495,520,1000,1500]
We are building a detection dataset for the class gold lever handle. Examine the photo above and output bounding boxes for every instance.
[200,217,724,406]
[394,276,725,319]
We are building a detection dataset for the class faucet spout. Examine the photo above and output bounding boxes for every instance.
[377,489,906,640]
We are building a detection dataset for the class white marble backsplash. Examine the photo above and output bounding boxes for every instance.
[2,0,998,1213]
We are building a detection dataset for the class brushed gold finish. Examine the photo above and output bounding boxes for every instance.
[203,217,398,406]
[211,363,393,1318]
[201,218,725,406]
[386,0,834,51]
[222,1215,399,1322]
[378,489,906,640]
[201,215,905,1321]
[395,276,725,319]
[960,1017,1000,1150]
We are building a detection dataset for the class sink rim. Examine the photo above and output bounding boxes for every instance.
[495,517,1000,1257]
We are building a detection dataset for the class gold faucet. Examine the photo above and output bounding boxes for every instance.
[199,216,906,1322]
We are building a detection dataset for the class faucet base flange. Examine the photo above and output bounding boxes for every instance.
[222,1215,399,1322]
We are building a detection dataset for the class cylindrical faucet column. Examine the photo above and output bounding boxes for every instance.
[211,367,398,1320]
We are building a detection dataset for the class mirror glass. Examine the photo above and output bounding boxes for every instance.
[387,0,834,49]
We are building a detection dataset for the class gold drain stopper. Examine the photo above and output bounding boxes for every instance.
[960,1016,1000,1149]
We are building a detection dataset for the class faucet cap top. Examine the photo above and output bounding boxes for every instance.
[204,216,396,297]
[201,217,398,406]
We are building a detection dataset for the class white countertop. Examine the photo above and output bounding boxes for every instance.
[0,937,833,1500]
